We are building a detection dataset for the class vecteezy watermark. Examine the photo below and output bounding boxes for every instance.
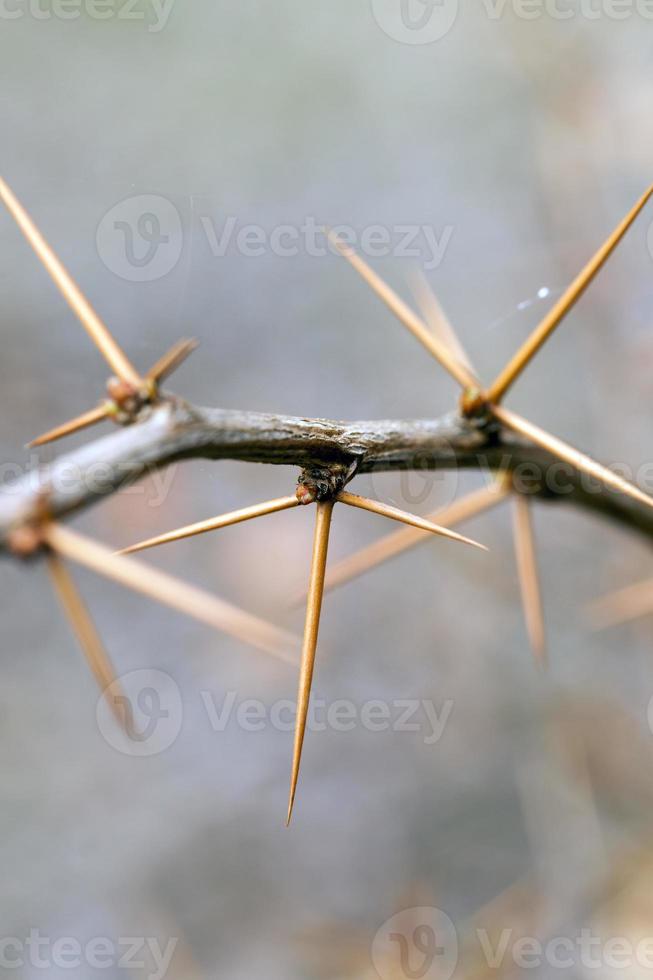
[0,0,175,31]
[201,692,453,745]
[647,220,653,266]
[373,906,653,978]
[370,0,460,44]
[97,670,454,757]
[97,669,184,757]
[372,907,459,980]
[200,216,454,271]
[370,0,653,45]
[0,931,177,978]
[95,194,455,281]
[0,455,179,509]
[481,0,653,21]
[96,195,184,282]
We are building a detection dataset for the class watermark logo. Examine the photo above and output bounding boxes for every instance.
[97,669,183,757]
[96,194,183,282]
[647,220,653,266]
[370,0,459,43]
[373,908,653,976]
[372,906,459,980]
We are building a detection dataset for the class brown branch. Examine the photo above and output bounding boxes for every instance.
[1,395,652,552]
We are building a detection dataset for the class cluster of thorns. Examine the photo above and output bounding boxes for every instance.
[1,175,652,822]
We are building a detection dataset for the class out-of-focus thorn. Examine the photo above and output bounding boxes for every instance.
[487,182,653,404]
[585,578,653,630]
[410,267,480,383]
[119,495,300,556]
[492,405,653,512]
[306,480,510,600]
[511,494,546,666]
[326,228,478,390]
[0,175,142,388]
[337,490,488,551]
[287,501,334,825]
[46,552,125,725]
[146,338,199,384]
[43,523,299,664]
[27,402,112,449]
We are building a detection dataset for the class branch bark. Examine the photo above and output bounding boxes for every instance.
[1,396,651,553]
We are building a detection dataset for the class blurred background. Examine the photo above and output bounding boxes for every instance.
[1,2,653,977]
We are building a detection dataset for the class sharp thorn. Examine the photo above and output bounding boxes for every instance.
[326,228,477,390]
[487,182,653,403]
[287,501,334,824]
[0,175,142,387]
[43,523,299,664]
[493,405,653,512]
[146,338,199,384]
[119,495,300,555]
[511,494,546,666]
[27,403,111,449]
[336,491,488,551]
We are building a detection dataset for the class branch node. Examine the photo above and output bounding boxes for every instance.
[296,460,357,503]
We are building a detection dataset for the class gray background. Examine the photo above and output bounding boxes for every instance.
[1,2,653,977]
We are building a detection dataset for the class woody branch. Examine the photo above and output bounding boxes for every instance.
[1,395,652,552]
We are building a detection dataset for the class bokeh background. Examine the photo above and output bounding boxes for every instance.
[2,3,653,977]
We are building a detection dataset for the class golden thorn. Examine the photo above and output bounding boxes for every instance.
[0,175,142,388]
[27,402,112,449]
[327,228,478,390]
[287,500,334,824]
[487,183,653,404]
[146,338,199,384]
[492,405,653,512]
[511,494,546,666]
[336,491,488,551]
[43,523,299,664]
[46,552,125,725]
[119,495,300,555]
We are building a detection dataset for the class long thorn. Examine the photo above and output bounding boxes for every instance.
[511,495,546,665]
[337,491,488,551]
[492,405,653,512]
[287,501,334,824]
[327,229,477,390]
[411,269,479,382]
[586,579,653,630]
[310,481,510,598]
[0,175,141,388]
[27,402,111,449]
[43,524,299,664]
[120,496,300,555]
[146,338,199,384]
[487,183,653,404]
[46,552,125,723]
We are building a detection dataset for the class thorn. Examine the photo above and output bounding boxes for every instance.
[326,228,478,391]
[27,402,112,449]
[119,495,300,555]
[46,552,125,725]
[585,579,653,630]
[43,523,299,664]
[287,501,334,825]
[336,491,488,551]
[492,405,653,512]
[511,495,546,666]
[487,182,653,404]
[146,338,199,384]
[410,268,479,382]
[296,480,510,600]
[0,175,142,388]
